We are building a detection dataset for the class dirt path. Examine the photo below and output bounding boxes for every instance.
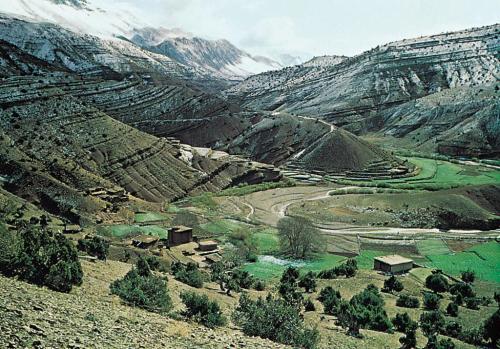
[238,185,500,237]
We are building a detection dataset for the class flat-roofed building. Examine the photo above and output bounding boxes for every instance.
[374,255,413,274]
[168,226,193,246]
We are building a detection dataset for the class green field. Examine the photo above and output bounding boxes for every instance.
[134,212,169,223]
[243,253,346,280]
[97,224,168,238]
[424,242,500,283]
[355,250,388,269]
[336,157,500,190]
[250,229,280,254]
[200,219,250,235]
[416,239,451,256]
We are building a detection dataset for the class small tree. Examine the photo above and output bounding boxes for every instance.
[399,321,417,349]
[396,294,420,308]
[174,262,204,288]
[279,267,303,307]
[77,236,109,260]
[483,309,500,347]
[446,302,458,317]
[460,269,475,284]
[426,273,449,293]
[420,311,445,348]
[318,286,342,315]
[464,297,480,310]
[423,292,441,310]
[304,298,316,312]
[382,275,404,293]
[277,216,324,259]
[110,262,172,314]
[180,291,226,328]
[392,312,414,332]
[299,271,317,293]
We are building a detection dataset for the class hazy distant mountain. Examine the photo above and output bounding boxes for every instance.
[0,0,282,81]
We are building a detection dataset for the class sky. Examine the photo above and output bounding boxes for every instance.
[117,0,500,60]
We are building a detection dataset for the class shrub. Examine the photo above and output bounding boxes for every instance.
[180,291,226,328]
[318,259,357,279]
[279,267,303,306]
[299,271,317,293]
[382,275,404,293]
[449,282,475,299]
[254,280,266,291]
[437,338,455,349]
[442,321,462,338]
[483,309,500,347]
[423,292,441,310]
[420,311,445,342]
[446,302,458,317]
[392,313,414,333]
[233,293,320,348]
[399,321,417,349]
[77,236,109,260]
[318,286,342,315]
[110,267,172,313]
[304,298,316,312]
[0,222,83,293]
[396,294,420,308]
[460,269,475,284]
[426,273,449,293]
[348,284,392,332]
[464,297,480,310]
[174,262,204,288]
[458,326,484,346]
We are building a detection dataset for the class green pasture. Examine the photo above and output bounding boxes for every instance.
[134,212,169,223]
[416,239,451,256]
[97,224,168,238]
[424,242,500,283]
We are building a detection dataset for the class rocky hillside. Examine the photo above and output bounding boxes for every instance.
[0,74,281,224]
[226,24,500,157]
[132,28,282,81]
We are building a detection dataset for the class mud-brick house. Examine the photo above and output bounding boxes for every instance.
[374,255,413,274]
[168,226,193,247]
[198,240,218,252]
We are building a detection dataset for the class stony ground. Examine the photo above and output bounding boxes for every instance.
[0,262,289,349]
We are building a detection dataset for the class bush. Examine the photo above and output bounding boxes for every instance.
[299,271,317,293]
[458,326,484,346]
[180,291,226,328]
[0,222,83,293]
[77,236,109,260]
[399,321,417,349]
[233,293,319,349]
[392,313,414,333]
[423,292,441,310]
[396,294,420,308]
[442,321,462,338]
[420,310,445,339]
[254,280,266,291]
[110,266,172,313]
[449,282,475,299]
[279,267,303,306]
[464,297,480,310]
[382,275,404,293]
[348,284,392,332]
[174,262,204,288]
[318,259,357,279]
[304,298,316,312]
[446,302,458,317]
[425,273,449,293]
[318,286,342,315]
[437,338,455,349]
[460,269,475,284]
[483,309,500,347]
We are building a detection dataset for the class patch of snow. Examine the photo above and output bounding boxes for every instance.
[258,255,306,267]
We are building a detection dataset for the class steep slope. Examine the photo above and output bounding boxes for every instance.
[0,74,281,223]
[226,113,407,176]
[226,24,500,156]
